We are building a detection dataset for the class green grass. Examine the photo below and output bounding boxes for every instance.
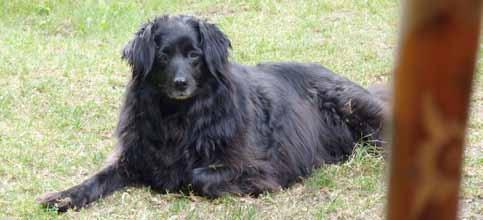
[0,0,481,219]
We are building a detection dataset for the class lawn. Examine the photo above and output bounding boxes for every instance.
[0,0,481,219]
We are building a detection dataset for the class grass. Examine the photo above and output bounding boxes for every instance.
[0,0,481,219]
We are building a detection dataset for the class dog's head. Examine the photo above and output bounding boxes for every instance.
[122,15,231,100]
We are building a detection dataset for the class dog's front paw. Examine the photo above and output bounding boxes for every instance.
[36,191,76,212]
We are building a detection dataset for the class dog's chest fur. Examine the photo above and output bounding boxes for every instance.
[117,86,246,191]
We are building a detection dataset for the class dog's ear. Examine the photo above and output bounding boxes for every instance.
[122,23,157,77]
[197,20,232,83]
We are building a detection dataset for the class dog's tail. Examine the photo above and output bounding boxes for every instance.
[367,83,392,147]
[367,83,392,106]
[367,83,392,119]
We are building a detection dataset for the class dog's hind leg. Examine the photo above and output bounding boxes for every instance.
[318,82,389,145]
[36,165,127,212]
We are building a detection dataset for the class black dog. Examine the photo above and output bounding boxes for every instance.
[37,15,388,212]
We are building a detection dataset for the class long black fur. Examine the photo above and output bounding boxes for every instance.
[37,15,388,212]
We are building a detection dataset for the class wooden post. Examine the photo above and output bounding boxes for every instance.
[387,1,482,220]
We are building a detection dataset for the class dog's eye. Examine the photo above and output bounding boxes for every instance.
[187,51,201,60]
[158,53,169,64]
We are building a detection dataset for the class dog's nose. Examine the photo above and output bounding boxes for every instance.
[173,77,188,90]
